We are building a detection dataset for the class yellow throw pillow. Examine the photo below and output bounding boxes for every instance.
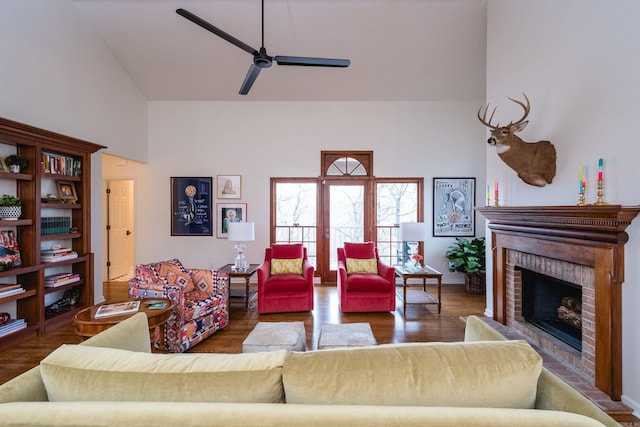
[271,258,303,275]
[346,258,378,274]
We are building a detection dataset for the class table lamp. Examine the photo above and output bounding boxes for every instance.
[400,222,427,270]
[228,222,255,271]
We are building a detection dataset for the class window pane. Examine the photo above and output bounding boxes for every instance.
[275,183,317,226]
[376,182,419,267]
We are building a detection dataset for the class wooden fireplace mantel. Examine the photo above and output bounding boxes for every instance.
[476,205,640,400]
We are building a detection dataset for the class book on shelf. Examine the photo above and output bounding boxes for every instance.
[0,230,21,268]
[44,273,80,287]
[94,300,140,318]
[41,250,78,263]
[41,152,81,176]
[0,285,25,298]
[0,319,26,337]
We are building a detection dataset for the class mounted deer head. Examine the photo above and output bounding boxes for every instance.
[478,94,556,187]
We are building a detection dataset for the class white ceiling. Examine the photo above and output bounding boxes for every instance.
[72,0,488,101]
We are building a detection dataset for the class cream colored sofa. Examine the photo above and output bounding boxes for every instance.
[0,314,619,427]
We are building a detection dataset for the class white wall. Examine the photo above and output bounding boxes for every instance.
[486,0,640,412]
[110,101,486,281]
[0,1,148,303]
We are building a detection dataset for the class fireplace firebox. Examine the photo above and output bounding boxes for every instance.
[520,267,582,351]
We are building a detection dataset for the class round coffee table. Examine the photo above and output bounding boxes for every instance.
[73,298,173,350]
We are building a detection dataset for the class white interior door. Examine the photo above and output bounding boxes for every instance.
[107,179,134,280]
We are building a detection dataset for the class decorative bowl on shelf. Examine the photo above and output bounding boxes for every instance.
[0,205,21,220]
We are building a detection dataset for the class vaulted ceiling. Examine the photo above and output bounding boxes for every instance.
[72,0,487,101]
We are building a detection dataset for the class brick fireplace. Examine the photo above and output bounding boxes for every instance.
[477,205,640,401]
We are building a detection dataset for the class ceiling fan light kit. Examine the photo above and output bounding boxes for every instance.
[176,2,350,95]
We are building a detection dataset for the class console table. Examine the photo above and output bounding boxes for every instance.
[218,263,260,311]
[394,265,442,315]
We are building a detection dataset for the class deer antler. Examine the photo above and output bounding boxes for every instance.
[477,104,498,130]
[506,93,530,126]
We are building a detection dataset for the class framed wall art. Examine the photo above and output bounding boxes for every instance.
[216,175,241,199]
[170,177,212,236]
[217,203,247,238]
[433,177,476,237]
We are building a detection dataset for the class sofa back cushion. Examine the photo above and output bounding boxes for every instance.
[40,345,286,403]
[283,340,542,409]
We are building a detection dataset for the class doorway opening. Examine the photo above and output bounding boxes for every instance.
[106,179,134,281]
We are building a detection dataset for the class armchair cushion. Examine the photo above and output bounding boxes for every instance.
[187,269,216,299]
[263,274,310,292]
[343,242,376,259]
[271,258,303,275]
[344,273,393,292]
[346,258,378,275]
[271,243,304,259]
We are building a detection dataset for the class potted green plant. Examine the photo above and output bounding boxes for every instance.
[445,236,486,294]
[4,154,28,173]
[0,194,22,220]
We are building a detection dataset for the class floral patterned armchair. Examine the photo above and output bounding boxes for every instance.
[128,259,229,352]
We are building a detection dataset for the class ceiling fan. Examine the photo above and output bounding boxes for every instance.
[176,2,350,95]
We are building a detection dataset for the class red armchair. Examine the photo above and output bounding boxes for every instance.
[257,243,315,314]
[337,242,396,312]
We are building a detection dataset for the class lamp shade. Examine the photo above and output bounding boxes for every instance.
[227,222,255,241]
[400,222,427,242]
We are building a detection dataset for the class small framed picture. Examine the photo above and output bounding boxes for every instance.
[217,203,247,238]
[217,175,241,199]
[433,177,476,237]
[56,181,78,203]
[0,157,7,172]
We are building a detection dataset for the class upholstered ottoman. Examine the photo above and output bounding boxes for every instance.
[242,321,307,353]
[317,323,377,350]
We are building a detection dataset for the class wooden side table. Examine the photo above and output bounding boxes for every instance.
[218,263,260,311]
[394,265,442,315]
[73,298,173,350]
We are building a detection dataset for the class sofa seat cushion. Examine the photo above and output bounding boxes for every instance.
[40,345,286,403]
[345,273,392,291]
[263,274,308,293]
[283,340,542,409]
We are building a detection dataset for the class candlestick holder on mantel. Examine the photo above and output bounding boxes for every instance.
[593,178,608,205]
[494,193,500,207]
[577,192,586,206]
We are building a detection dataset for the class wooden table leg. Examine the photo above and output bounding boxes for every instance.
[403,277,407,315]
[437,275,442,313]
[245,277,250,311]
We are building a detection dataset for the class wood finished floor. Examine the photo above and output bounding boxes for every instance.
[0,281,485,384]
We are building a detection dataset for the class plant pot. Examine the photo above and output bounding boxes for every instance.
[8,165,20,173]
[465,272,486,295]
[0,205,22,220]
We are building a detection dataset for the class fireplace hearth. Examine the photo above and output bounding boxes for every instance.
[477,205,640,401]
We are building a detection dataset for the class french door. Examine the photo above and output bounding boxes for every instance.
[320,178,372,283]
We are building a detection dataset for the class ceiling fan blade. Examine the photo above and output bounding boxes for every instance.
[239,64,262,95]
[176,9,259,57]
[274,56,350,67]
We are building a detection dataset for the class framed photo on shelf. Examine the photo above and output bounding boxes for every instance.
[170,177,213,236]
[56,181,78,203]
[216,175,241,199]
[217,203,247,238]
[0,157,7,172]
[433,177,476,237]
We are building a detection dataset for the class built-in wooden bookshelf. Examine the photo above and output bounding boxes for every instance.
[0,117,104,351]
